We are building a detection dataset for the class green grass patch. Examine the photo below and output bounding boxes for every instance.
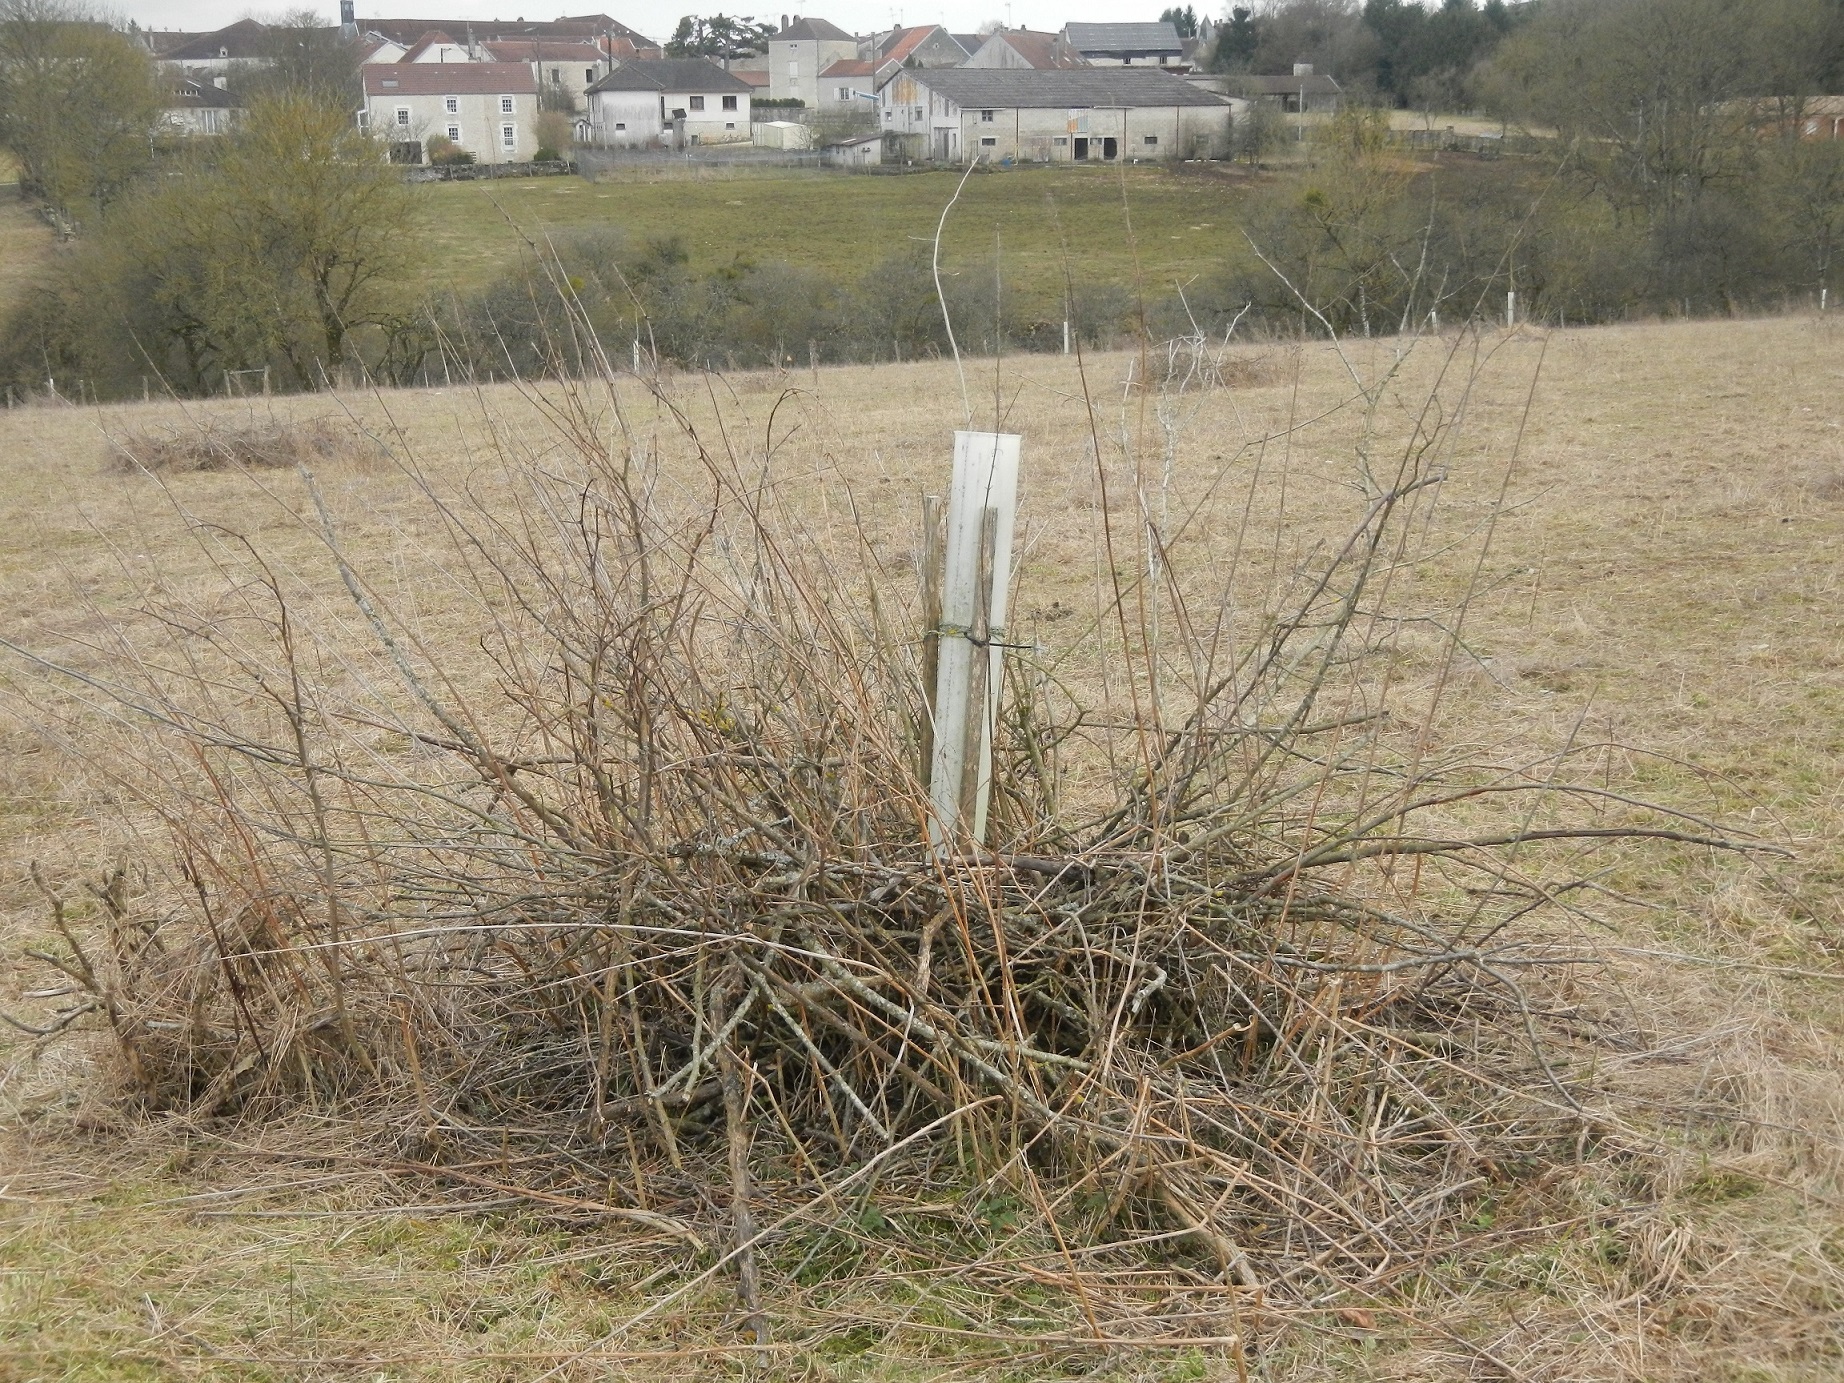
[418,164,1257,313]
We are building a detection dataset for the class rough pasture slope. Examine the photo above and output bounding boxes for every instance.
[1,314,1842,1380]
[0,184,54,320]
[421,163,1246,302]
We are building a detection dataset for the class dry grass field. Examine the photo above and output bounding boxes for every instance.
[1,312,1842,1380]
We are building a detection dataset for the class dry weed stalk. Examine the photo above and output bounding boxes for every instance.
[2,314,1780,1357]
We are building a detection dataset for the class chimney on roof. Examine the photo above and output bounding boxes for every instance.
[781,14,788,29]
[338,0,355,38]
[1293,62,1313,76]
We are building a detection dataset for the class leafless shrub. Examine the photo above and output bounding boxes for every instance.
[4,319,1779,1359]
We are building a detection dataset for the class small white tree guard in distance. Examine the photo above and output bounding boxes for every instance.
[928,430,1021,855]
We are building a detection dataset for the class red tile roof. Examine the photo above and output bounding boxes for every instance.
[362,62,538,96]
[482,38,605,62]
[820,58,872,77]
[878,24,951,66]
[982,29,1086,69]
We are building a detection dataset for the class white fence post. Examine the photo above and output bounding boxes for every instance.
[928,430,1020,855]
[1506,290,1516,327]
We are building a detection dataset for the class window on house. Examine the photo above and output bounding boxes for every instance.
[912,106,921,121]
[395,107,410,126]
[444,96,458,113]
[721,94,737,110]
[1052,135,1066,145]
[979,136,996,145]
[585,67,595,82]
[614,121,626,130]
[1143,134,1158,145]
[550,67,560,82]
[501,123,515,148]
[381,78,398,87]
[357,110,369,127]
[980,109,993,122]
[788,60,798,76]
[724,121,734,129]
[500,96,514,114]
[837,87,849,100]
[1123,55,1133,63]
[447,124,460,140]
[689,95,705,110]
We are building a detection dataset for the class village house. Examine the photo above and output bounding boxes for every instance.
[358,13,657,54]
[483,38,610,110]
[401,30,474,62]
[360,62,541,162]
[358,36,409,62]
[585,58,752,148]
[1235,65,1343,113]
[960,28,1087,70]
[149,18,272,74]
[816,58,875,107]
[869,23,968,86]
[765,16,857,106]
[1060,21,1184,67]
[162,76,240,135]
[880,67,1231,163]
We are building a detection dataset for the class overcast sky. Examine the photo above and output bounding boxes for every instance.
[115,0,1177,39]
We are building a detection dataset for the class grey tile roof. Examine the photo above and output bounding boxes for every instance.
[903,67,1227,109]
[771,16,854,41]
[587,58,754,93]
[1235,73,1343,96]
[158,19,273,60]
[1063,22,1181,53]
[171,80,239,108]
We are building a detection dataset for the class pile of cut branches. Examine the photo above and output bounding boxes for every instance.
[7,347,1766,1350]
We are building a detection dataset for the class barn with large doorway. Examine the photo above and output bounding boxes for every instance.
[877,67,1232,164]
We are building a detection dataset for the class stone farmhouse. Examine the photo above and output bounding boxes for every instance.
[360,62,541,162]
[766,16,856,106]
[879,67,1232,164]
[816,58,876,108]
[483,39,612,112]
[961,29,1088,70]
[868,24,969,85]
[145,18,271,74]
[1060,21,1184,68]
[585,58,753,148]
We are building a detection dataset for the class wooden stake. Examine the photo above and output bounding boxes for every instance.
[928,430,1020,853]
[961,508,997,833]
[919,494,944,778]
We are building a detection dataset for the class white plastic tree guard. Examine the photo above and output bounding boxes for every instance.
[928,430,1021,854]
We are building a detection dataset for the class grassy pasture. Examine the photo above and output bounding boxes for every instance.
[420,162,1255,308]
[0,314,1841,1379]
[0,185,54,320]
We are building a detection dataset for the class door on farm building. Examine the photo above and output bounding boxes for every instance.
[1101,135,1117,159]
[1073,136,1088,159]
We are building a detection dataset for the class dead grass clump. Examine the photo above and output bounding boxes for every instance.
[3,326,1782,1362]
[107,417,384,474]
